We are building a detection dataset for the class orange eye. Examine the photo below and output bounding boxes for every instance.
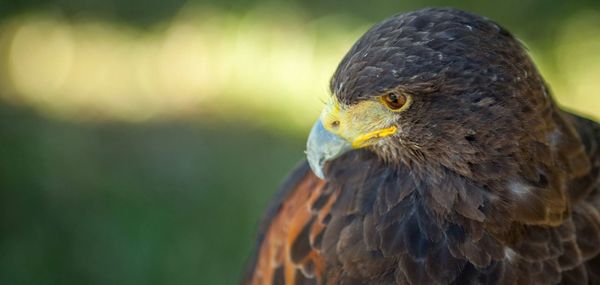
[381,91,408,110]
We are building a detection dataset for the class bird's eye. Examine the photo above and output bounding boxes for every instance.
[381,91,408,111]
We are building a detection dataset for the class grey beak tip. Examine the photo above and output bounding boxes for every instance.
[306,119,351,180]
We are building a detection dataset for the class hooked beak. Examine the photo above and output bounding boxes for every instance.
[305,97,398,179]
[306,119,352,179]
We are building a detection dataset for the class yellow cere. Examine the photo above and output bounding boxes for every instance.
[320,96,400,148]
[351,126,398,148]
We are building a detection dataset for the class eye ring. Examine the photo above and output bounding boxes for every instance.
[380,91,410,111]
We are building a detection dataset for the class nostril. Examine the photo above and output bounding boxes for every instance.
[331,120,340,129]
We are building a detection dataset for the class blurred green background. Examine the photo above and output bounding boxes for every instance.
[0,1,598,284]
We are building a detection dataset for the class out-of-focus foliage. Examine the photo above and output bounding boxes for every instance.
[0,104,304,285]
[1,1,599,128]
[0,1,598,284]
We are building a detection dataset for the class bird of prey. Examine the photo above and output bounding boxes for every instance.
[243,8,600,285]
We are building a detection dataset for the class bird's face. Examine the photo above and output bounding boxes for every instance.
[320,89,411,149]
[307,88,413,178]
[307,86,419,179]
[307,8,547,179]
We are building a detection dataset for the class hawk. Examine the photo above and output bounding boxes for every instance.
[243,8,600,285]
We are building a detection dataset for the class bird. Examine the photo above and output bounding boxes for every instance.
[242,8,600,285]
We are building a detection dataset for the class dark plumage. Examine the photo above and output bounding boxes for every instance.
[244,8,600,285]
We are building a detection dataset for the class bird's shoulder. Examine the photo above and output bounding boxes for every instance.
[242,161,333,285]
[561,112,600,202]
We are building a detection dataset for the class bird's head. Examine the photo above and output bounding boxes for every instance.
[307,8,552,180]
